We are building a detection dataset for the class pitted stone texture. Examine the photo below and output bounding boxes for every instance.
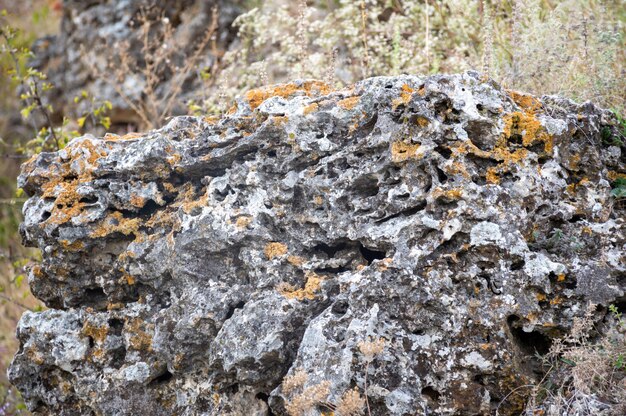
[10,73,626,415]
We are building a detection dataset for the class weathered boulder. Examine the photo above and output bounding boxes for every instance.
[9,73,626,415]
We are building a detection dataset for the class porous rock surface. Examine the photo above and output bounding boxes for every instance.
[9,72,626,415]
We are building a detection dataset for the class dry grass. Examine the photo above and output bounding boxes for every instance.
[499,304,626,416]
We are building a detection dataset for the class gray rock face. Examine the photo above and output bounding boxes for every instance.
[9,73,626,415]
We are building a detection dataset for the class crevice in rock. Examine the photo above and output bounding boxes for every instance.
[375,200,427,224]
[358,243,386,264]
[148,369,173,386]
[421,386,441,404]
[506,315,552,356]
[225,301,246,320]
[255,392,276,416]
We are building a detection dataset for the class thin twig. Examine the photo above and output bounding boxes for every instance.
[0,293,34,311]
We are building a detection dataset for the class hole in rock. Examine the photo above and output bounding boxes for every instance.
[138,199,160,218]
[41,211,51,221]
[225,301,246,320]
[83,287,107,307]
[507,315,552,356]
[108,318,125,336]
[110,347,126,369]
[510,259,525,271]
[331,300,349,316]
[421,386,441,403]
[79,195,98,204]
[568,214,586,223]
[434,145,452,160]
[149,369,173,385]
[352,174,379,197]
[435,166,448,183]
[312,242,348,258]
[359,243,386,265]
[375,201,427,224]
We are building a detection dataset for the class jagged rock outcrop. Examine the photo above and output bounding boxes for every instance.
[9,73,626,415]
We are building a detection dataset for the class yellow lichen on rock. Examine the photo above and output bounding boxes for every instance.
[338,96,360,110]
[277,272,323,301]
[391,141,420,163]
[245,81,332,111]
[82,321,108,344]
[89,211,141,238]
[265,242,288,260]
[392,84,414,109]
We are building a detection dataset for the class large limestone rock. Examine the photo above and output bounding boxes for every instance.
[9,73,626,415]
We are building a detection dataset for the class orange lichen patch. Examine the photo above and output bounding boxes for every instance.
[90,211,141,238]
[391,141,420,163]
[26,346,45,365]
[265,242,288,260]
[171,183,208,214]
[272,116,289,127]
[124,273,136,285]
[568,154,581,170]
[432,187,463,201]
[415,116,429,127]
[550,296,563,305]
[445,160,471,179]
[607,171,626,181]
[235,216,253,229]
[129,194,147,209]
[204,116,220,125]
[417,86,426,96]
[557,274,566,282]
[227,103,238,115]
[42,180,86,225]
[303,103,319,115]
[338,96,360,110]
[167,152,182,165]
[82,321,108,344]
[486,167,500,184]
[287,255,305,267]
[126,318,153,351]
[507,90,542,113]
[277,272,323,301]
[582,226,592,235]
[59,239,84,251]
[503,111,554,154]
[536,293,547,302]
[378,258,393,271]
[107,302,125,310]
[392,84,414,109]
[245,81,332,111]
[104,132,144,142]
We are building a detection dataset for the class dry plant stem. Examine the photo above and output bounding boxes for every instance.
[160,6,219,120]
[364,360,371,416]
[425,0,430,72]
[0,293,33,311]
[359,1,370,78]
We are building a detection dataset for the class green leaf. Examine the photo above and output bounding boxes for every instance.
[77,116,87,128]
[15,274,25,288]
